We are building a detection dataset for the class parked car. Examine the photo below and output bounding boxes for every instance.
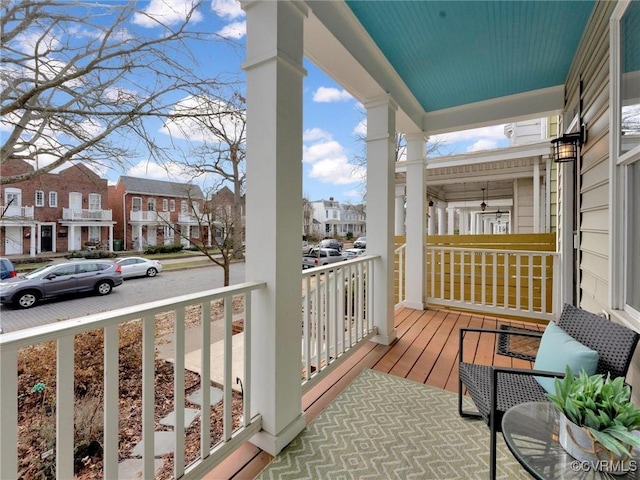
[0,257,17,281]
[318,238,343,252]
[0,260,123,308]
[353,236,366,249]
[302,240,311,254]
[116,257,163,278]
[302,248,346,269]
[342,248,366,260]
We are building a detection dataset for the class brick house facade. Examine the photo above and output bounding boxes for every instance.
[108,176,205,251]
[1,159,114,256]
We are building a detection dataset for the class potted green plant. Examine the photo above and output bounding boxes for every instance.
[548,366,640,473]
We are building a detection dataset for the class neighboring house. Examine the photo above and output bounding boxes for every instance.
[302,197,313,238]
[0,159,114,256]
[207,186,246,245]
[310,197,342,237]
[395,118,559,236]
[339,203,366,238]
[108,176,205,251]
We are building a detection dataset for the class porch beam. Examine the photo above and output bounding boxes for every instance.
[242,0,307,456]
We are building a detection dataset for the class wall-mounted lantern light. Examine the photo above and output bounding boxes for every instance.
[550,124,587,163]
[480,187,487,211]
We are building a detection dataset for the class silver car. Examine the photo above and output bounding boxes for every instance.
[0,260,123,309]
[116,256,163,279]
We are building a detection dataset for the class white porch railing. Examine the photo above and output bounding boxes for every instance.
[426,246,560,321]
[0,204,34,219]
[0,282,265,480]
[62,208,112,221]
[129,210,171,222]
[178,212,204,224]
[394,243,406,306]
[300,255,378,393]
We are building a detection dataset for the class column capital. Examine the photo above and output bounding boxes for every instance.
[363,93,398,111]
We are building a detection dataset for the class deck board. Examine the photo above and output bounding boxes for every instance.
[204,307,546,480]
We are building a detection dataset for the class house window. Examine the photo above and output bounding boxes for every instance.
[132,197,142,212]
[147,198,156,211]
[48,191,58,207]
[181,200,188,213]
[88,193,101,210]
[162,199,168,211]
[612,1,640,323]
[192,225,200,238]
[169,199,175,212]
[35,190,44,207]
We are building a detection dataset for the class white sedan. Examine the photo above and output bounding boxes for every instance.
[116,257,163,279]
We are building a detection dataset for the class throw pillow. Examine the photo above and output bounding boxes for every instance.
[533,321,599,394]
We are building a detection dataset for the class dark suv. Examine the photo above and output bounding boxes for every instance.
[0,260,123,308]
[0,257,17,280]
[318,238,343,252]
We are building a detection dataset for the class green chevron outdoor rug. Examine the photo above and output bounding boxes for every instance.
[256,368,530,480]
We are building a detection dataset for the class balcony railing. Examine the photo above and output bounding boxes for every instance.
[129,210,171,223]
[62,208,112,221]
[0,282,265,480]
[300,255,378,393]
[0,204,34,220]
[178,212,204,224]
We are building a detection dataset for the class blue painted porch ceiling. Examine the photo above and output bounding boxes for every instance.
[345,1,595,112]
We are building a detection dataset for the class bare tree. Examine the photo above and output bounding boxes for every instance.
[1,0,235,184]
[163,90,246,260]
[160,183,240,287]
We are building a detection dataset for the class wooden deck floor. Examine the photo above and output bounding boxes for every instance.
[205,307,545,479]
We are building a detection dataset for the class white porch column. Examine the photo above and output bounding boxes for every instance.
[365,95,398,344]
[136,225,143,251]
[395,185,406,235]
[460,211,468,234]
[404,133,427,310]
[243,0,306,456]
[108,225,114,252]
[29,225,36,256]
[447,207,455,234]
[438,206,446,235]
[533,157,541,233]
[427,203,436,235]
[68,225,77,250]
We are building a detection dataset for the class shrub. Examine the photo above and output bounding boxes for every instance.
[143,244,184,254]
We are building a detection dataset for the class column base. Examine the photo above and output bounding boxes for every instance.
[250,413,306,456]
[372,328,397,346]
[402,300,426,310]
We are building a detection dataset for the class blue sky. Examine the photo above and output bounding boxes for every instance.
[4,0,510,204]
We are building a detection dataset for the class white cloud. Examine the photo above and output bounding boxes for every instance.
[303,128,332,143]
[303,140,344,164]
[343,189,362,199]
[467,139,499,152]
[431,124,506,146]
[127,160,193,182]
[211,0,244,20]
[309,157,364,185]
[15,29,60,55]
[313,87,353,103]
[217,21,246,39]
[303,131,364,185]
[133,0,203,28]
[160,95,245,144]
[352,120,367,137]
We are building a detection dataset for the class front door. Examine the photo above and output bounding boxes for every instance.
[41,225,52,252]
[4,226,22,255]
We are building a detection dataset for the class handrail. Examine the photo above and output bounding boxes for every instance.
[0,281,265,480]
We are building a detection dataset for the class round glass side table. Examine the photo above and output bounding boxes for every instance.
[501,402,639,480]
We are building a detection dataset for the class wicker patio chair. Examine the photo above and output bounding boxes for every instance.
[458,303,640,479]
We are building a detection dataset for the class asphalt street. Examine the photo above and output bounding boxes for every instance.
[0,262,245,334]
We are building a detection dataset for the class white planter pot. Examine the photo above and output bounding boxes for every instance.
[558,413,632,475]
